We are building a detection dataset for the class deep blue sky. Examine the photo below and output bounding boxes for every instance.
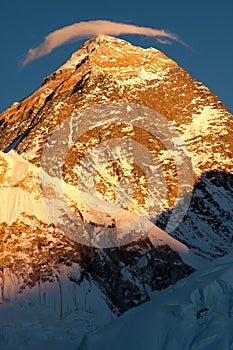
[0,0,232,113]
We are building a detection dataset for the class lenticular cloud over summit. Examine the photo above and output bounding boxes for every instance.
[22,20,183,66]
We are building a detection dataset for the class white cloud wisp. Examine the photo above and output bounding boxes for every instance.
[22,20,185,66]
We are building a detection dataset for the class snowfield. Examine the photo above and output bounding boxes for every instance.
[79,252,233,350]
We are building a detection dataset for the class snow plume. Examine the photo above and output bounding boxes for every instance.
[22,20,184,66]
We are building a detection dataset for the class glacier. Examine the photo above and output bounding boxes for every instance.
[79,252,233,350]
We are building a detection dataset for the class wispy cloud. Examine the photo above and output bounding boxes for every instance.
[22,20,186,67]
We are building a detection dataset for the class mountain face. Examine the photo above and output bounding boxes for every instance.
[0,151,193,314]
[156,170,233,259]
[0,35,232,315]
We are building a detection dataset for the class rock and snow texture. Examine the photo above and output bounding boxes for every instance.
[155,170,233,259]
[0,149,194,314]
[0,35,232,173]
[0,149,189,254]
[0,34,232,345]
[79,252,233,350]
[0,35,232,261]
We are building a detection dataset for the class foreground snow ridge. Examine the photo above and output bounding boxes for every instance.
[79,253,233,350]
[0,151,49,224]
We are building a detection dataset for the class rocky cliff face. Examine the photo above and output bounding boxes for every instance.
[0,146,193,314]
[0,35,232,313]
